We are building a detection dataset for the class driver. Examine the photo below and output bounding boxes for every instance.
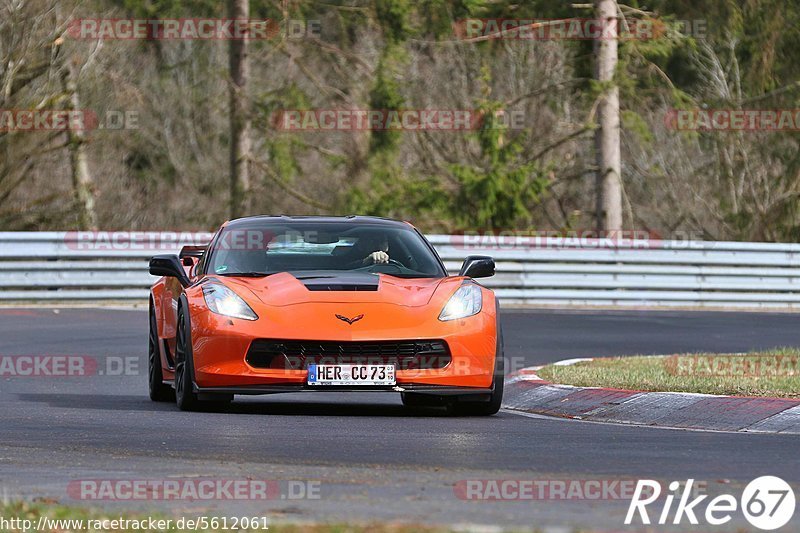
[357,234,390,265]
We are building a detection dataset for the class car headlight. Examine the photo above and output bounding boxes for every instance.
[439,283,482,321]
[202,283,258,321]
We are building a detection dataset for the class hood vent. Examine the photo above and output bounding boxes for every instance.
[306,284,378,291]
[294,271,380,292]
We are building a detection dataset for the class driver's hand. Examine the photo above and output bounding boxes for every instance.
[365,251,389,264]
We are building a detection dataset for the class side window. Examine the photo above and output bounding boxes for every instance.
[199,232,220,275]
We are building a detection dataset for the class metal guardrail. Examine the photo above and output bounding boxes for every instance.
[2,232,800,308]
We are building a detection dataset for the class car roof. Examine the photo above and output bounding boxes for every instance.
[223,215,413,229]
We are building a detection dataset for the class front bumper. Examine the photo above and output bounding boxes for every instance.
[186,298,498,390]
[194,384,494,397]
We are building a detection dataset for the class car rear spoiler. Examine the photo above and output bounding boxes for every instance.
[179,245,207,260]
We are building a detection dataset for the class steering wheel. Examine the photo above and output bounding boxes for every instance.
[356,259,404,273]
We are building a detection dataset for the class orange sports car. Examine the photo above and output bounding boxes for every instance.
[148,216,502,415]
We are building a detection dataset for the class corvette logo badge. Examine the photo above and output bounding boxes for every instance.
[335,314,364,325]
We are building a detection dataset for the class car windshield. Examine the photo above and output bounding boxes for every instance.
[205,221,445,278]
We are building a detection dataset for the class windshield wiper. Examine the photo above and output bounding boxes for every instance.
[382,273,440,279]
[217,272,272,278]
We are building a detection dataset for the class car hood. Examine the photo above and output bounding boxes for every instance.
[214,271,451,308]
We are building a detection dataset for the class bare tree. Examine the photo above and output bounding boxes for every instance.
[594,0,622,232]
[61,56,97,230]
[228,0,251,218]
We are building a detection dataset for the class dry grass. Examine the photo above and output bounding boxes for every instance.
[537,348,800,398]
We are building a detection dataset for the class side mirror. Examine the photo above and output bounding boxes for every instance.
[458,255,495,279]
[149,255,191,288]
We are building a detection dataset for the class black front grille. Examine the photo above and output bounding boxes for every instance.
[246,339,451,370]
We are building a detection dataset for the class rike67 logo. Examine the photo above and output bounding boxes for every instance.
[626,477,795,530]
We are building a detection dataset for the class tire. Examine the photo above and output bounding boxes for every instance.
[174,303,199,411]
[451,328,505,416]
[148,303,174,402]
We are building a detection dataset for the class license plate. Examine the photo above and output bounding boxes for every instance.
[307,364,396,386]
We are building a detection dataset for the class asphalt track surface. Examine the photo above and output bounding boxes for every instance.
[0,308,799,531]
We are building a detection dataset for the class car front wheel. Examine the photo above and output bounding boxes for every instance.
[174,304,199,411]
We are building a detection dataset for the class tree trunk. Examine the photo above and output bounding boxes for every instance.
[594,0,622,233]
[228,0,251,218]
[61,59,98,231]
